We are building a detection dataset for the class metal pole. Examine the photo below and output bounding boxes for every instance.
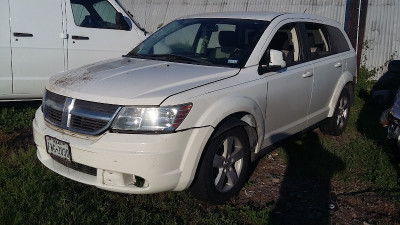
[355,0,362,56]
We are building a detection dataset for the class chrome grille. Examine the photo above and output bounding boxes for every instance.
[46,106,63,124]
[51,155,97,176]
[43,90,120,135]
[70,115,109,133]
[44,91,66,124]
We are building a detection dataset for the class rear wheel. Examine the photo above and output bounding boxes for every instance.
[320,85,351,136]
[190,127,250,204]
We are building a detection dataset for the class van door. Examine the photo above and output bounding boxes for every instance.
[0,0,12,96]
[9,0,65,97]
[65,0,143,70]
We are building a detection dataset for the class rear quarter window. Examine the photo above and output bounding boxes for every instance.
[326,26,351,53]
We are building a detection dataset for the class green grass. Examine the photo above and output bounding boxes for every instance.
[270,67,399,195]
[0,104,269,224]
[0,144,271,224]
[0,68,399,224]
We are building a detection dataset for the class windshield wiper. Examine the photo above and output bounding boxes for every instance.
[148,54,215,66]
[123,52,145,58]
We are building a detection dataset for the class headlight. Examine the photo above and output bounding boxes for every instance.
[111,103,192,133]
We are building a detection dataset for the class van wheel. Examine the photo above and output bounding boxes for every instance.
[190,127,250,204]
[320,85,351,136]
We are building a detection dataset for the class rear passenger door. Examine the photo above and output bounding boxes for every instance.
[304,23,348,126]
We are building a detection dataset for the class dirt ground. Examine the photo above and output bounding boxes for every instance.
[236,153,400,225]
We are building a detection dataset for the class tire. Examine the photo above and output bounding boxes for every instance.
[189,127,251,204]
[320,85,351,136]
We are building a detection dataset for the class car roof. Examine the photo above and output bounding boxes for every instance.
[182,11,282,21]
[181,11,338,25]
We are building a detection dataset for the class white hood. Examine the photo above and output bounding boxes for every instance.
[47,58,239,105]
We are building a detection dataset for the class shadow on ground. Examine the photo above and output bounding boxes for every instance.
[0,100,41,109]
[269,132,345,224]
[357,86,400,180]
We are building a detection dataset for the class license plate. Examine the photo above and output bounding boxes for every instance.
[45,136,72,162]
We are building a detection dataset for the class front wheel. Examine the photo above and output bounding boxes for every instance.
[189,127,251,204]
[320,85,351,136]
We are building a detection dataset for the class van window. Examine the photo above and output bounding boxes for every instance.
[305,23,332,59]
[71,4,90,25]
[70,0,129,30]
[265,23,302,66]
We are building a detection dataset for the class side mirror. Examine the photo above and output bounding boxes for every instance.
[258,49,286,75]
[116,12,130,31]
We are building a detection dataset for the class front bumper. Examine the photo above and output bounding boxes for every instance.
[33,108,213,194]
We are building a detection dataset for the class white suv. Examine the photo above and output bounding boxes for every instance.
[33,12,356,204]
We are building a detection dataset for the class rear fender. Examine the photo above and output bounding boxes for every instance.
[328,71,354,117]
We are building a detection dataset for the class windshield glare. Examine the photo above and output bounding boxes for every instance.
[130,18,270,68]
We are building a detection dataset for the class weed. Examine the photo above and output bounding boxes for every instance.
[0,107,36,133]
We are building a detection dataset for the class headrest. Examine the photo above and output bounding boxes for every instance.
[219,31,237,47]
[269,32,289,50]
[308,33,316,46]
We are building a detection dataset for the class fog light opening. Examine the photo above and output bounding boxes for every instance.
[133,175,149,188]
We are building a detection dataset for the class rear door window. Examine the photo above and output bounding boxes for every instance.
[304,23,332,59]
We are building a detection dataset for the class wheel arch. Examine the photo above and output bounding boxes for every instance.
[187,113,257,192]
[176,96,265,190]
[209,113,259,161]
[328,71,354,117]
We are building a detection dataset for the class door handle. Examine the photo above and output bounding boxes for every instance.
[334,62,342,68]
[302,71,313,78]
[13,32,33,37]
[71,35,89,40]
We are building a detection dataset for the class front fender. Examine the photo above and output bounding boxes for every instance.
[173,95,265,190]
[192,96,265,147]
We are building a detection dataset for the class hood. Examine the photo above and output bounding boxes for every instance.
[47,58,239,105]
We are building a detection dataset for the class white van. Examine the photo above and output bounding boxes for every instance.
[0,0,146,100]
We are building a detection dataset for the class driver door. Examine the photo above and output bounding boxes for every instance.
[65,0,142,69]
[261,22,314,146]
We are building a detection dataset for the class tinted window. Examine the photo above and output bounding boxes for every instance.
[305,23,332,59]
[326,26,350,53]
[131,19,269,68]
[71,0,129,30]
[153,24,201,55]
[264,23,302,66]
[71,4,90,25]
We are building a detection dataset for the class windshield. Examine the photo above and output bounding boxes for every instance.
[128,18,270,68]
